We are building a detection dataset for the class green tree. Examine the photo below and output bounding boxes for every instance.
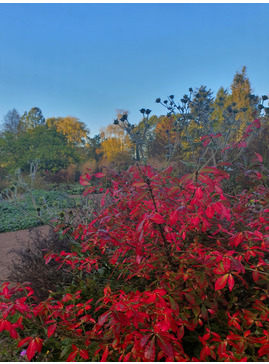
[190,86,214,127]
[19,107,45,132]
[0,125,80,174]
[87,134,102,161]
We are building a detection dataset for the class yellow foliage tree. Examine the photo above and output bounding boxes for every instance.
[228,67,260,138]
[98,124,132,164]
[46,116,89,145]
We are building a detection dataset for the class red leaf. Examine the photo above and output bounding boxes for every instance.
[157,336,174,357]
[83,186,96,196]
[98,311,110,327]
[200,345,210,361]
[228,274,234,291]
[215,274,228,291]
[18,336,32,348]
[140,334,152,348]
[145,292,157,303]
[169,209,179,225]
[158,316,171,331]
[252,270,260,282]
[151,213,165,224]
[62,293,73,302]
[67,349,78,362]
[95,172,105,178]
[223,257,231,272]
[79,175,91,186]
[145,337,155,361]
[79,349,89,360]
[231,232,244,247]
[136,219,145,233]
[47,323,57,338]
[237,141,247,148]
[27,341,36,361]
[201,167,229,179]
[191,216,200,226]
[203,138,211,147]
[100,346,109,362]
[255,152,263,162]
[253,119,261,128]
[9,326,19,339]
[155,288,167,295]
[205,205,214,219]
[123,352,132,361]
[136,255,142,264]
[258,344,269,357]
[26,338,43,361]
[101,194,106,207]
[218,342,227,358]
[177,326,184,340]
[195,187,203,199]
[215,185,223,194]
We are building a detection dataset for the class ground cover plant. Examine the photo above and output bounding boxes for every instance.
[0,118,268,361]
[0,189,78,232]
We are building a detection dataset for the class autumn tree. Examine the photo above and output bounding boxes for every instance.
[228,66,260,137]
[149,115,177,159]
[98,123,132,166]
[210,87,229,126]
[46,116,89,146]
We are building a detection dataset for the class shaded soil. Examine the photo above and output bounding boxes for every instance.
[0,225,52,285]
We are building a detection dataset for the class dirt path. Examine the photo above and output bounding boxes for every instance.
[0,225,52,285]
[0,193,106,286]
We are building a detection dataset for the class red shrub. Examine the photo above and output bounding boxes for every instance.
[0,141,268,361]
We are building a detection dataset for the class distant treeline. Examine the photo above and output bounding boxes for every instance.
[0,66,268,188]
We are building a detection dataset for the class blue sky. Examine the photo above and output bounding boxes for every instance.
[0,3,268,136]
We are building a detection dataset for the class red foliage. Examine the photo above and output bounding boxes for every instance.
[0,122,268,361]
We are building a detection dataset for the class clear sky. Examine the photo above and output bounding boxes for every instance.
[0,3,268,136]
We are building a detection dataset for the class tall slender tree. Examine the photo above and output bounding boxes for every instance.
[190,86,214,127]
[2,109,21,134]
[228,66,260,136]
[211,87,229,127]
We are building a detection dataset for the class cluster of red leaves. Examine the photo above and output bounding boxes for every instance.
[0,151,268,360]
